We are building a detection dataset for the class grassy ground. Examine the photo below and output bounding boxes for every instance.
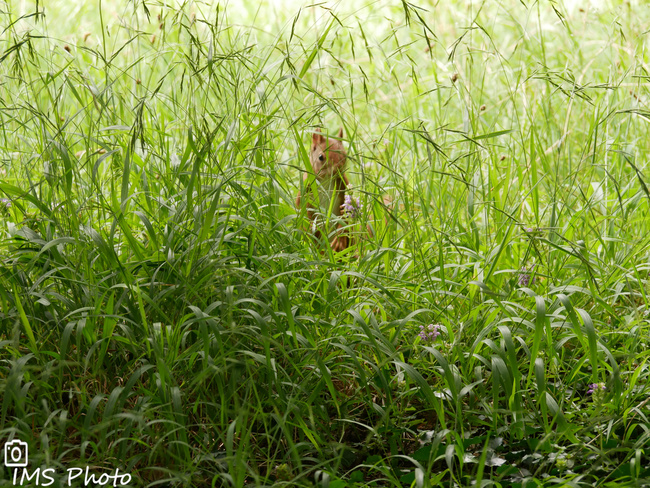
[1,0,650,486]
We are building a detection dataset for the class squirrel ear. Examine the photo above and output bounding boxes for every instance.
[312,128,322,144]
[338,127,344,139]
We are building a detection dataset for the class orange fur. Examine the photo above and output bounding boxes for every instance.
[296,127,350,252]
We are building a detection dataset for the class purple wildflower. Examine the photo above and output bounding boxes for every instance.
[418,324,441,343]
[586,382,605,395]
[343,194,362,219]
[518,265,536,287]
[0,198,10,212]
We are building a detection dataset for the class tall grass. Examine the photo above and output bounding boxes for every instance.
[1,0,650,486]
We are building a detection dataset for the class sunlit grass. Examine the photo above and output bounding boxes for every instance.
[1,0,650,486]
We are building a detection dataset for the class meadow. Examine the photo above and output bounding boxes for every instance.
[1,0,649,486]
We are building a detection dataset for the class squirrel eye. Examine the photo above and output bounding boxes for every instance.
[318,154,324,161]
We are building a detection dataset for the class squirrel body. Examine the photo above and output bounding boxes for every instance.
[296,127,350,252]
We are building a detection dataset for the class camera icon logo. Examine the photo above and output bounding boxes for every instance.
[4,440,28,467]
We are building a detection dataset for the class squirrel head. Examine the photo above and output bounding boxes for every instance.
[310,127,346,178]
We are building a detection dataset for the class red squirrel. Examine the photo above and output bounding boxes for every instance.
[296,127,351,252]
